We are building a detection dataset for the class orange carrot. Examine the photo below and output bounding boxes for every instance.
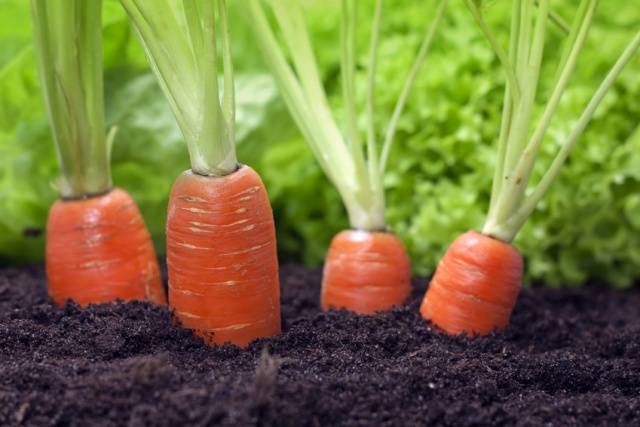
[167,165,280,347]
[421,4,640,336]
[322,230,411,314]
[420,230,522,336]
[122,1,281,346]
[46,188,165,307]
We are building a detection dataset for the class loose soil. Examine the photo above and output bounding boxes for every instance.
[0,264,639,427]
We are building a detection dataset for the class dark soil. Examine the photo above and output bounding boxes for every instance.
[0,265,639,427]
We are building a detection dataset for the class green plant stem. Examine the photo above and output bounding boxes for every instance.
[494,0,596,222]
[248,0,445,231]
[490,0,549,226]
[247,1,383,230]
[465,0,521,106]
[482,2,639,243]
[510,30,640,234]
[487,0,521,219]
[31,0,111,198]
[379,0,448,173]
[120,0,236,177]
[366,0,382,181]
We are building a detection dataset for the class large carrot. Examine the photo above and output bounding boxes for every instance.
[422,1,640,336]
[167,167,280,347]
[47,188,165,306]
[121,0,280,346]
[248,0,448,314]
[31,0,164,306]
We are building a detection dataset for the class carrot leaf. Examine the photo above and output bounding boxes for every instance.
[120,0,237,176]
[30,0,111,198]
[476,0,640,242]
[247,0,447,231]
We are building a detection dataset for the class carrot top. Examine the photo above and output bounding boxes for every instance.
[248,0,448,231]
[470,0,640,243]
[120,0,236,177]
[31,0,115,198]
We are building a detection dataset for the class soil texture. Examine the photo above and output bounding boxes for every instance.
[0,264,639,426]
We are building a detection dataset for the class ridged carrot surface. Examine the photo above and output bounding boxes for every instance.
[321,230,411,314]
[167,165,280,347]
[420,230,522,335]
[46,188,165,307]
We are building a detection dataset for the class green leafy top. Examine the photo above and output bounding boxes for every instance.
[120,0,236,176]
[31,0,114,198]
[248,0,448,231]
[471,0,640,242]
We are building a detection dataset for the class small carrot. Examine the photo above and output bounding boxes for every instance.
[47,188,165,306]
[167,167,280,347]
[420,231,522,335]
[122,0,281,346]
[249,0,448,313]
[322,230,410,314]
[31,0,164,306]
[422,2,640,336]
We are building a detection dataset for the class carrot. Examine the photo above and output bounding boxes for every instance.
[421,1,640,336]
[122,0,281,346]
[322,230,411,314]
[46,188,165,307]
[31,0,164,307]
[420,230,522,335]
[167,166,280,347]
[248,0,448,313]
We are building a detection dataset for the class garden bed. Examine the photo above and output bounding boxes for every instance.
[1,264,639,426]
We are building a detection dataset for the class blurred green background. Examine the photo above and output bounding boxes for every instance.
[1,0,639,287]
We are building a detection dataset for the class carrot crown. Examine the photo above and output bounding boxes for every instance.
[471,0,640,243]
[31,0,114,198]
[120,0,236,177]
[248,0,448,231]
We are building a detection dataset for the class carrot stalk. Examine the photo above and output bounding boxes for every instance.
[122,0,280,346]
[47,188,165,306]
[248,0,447,313]
[422,1,640,336]
[31,0,163,306]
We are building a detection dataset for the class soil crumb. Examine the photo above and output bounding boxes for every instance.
[0,265,639,426]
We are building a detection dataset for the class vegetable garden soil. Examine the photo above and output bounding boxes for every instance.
[1,264,639,427]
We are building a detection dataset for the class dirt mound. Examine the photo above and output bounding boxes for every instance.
[1,265,638,426]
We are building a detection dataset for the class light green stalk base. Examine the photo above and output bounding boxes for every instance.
[31,0,113,199]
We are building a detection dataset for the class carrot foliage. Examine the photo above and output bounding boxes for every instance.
[247,0,447,231]
[31,0,114,198]
[474,0,640,242]
[120,0,236,177]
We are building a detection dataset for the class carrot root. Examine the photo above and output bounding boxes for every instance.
[321,229,411,314]
[420,230,522,336]
[46,187,165,307]
[167,165,280,348]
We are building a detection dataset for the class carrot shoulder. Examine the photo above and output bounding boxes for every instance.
[167,165,280,347]
[46,188,165,307]
[322,230,411,314]
[420,230,522,336]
